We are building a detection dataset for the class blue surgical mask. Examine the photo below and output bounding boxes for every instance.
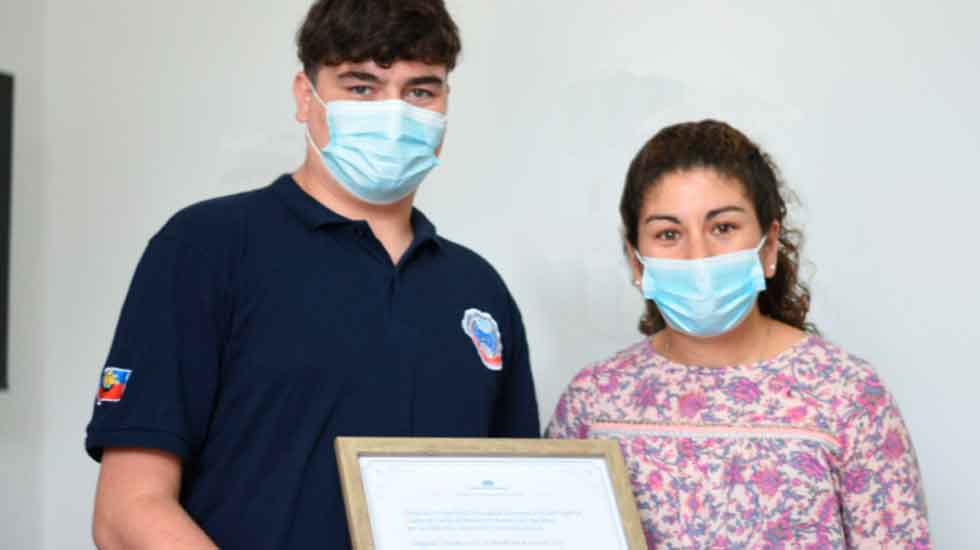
[306,84,447,205]
[635,238,768,338]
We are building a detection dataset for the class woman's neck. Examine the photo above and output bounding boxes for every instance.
[656,308,772,368]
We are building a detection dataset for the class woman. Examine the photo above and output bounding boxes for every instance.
[546,120,931,548]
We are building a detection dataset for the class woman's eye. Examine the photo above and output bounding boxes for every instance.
[713,223,737,235]
[656,229,680,241]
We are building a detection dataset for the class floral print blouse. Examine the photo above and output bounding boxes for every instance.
[545,335,931,549]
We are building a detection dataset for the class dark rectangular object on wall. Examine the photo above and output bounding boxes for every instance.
[0,73,11,390]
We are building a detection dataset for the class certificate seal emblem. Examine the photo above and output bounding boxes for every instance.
[461,308,503,371]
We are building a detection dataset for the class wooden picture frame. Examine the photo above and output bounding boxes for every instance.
[335,437,647,550]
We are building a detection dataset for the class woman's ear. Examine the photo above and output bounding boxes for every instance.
[625,240,644,289]
[763,221,781,278]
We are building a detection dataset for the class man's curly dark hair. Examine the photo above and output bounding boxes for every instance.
[297,0,461,81]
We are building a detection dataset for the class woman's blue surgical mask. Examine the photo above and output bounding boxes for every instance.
[306,82,447,205]
[635,238,769,338]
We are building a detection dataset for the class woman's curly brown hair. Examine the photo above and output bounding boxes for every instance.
[620,120,815,335]
[297,0,461,80]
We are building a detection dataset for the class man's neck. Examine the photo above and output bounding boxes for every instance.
[293,153,415,265]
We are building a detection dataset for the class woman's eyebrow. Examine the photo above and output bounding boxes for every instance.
[643,214,681,225]
[705,205,747,220]
[643,206,748,225]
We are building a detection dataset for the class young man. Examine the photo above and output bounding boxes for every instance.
[86,1,539,548]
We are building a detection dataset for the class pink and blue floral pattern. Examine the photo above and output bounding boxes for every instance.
[546,335,930,549]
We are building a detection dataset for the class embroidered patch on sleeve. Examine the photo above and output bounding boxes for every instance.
[97,367,132,405]
[461,308,503,371]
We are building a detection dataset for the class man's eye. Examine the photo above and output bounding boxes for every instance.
[349,86,373,95]
[408,88,434,99]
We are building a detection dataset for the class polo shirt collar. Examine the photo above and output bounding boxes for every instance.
[273,174,350,229]
[272,174,441,249]
[408,208,440,251]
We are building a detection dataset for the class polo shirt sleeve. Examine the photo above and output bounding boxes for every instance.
[489,292,540,438]
[85,230,231,462]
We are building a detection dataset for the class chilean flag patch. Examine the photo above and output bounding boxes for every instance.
[97,367,132,405]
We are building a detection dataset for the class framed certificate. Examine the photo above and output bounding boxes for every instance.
[335,437,647,550]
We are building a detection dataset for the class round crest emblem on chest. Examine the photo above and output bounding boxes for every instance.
[461,308,503,371]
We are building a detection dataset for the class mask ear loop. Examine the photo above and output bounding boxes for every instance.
[305,75,330,109]
[759,235,778,275]
[306,128,324,154]
[304,75,329,153]
[633,250,651,296]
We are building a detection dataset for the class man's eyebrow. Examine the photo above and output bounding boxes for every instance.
[705,206,747,220]
[336,71,382,83]
[405,75,444,87]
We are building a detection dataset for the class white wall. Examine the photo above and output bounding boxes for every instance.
[434,3,980,546]
[2,0,977,547]
[0,0,46,548]
[33,1,312,547]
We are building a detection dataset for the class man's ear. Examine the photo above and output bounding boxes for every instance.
[293,71,313,124]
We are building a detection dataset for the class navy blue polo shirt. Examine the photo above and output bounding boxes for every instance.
[85,174,539,549]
